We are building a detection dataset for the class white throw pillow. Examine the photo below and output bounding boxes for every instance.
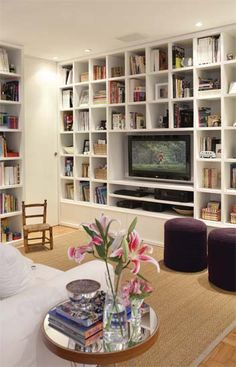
[0,244,34,299]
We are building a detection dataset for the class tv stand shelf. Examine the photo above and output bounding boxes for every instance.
[58,24,236,231]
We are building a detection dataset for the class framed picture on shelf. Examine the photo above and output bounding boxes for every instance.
[83,139,90,154]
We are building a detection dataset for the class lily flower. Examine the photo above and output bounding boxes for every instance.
[67,243,93,263]
[111,230,160,274]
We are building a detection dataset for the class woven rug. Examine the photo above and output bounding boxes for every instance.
[21,230,236,367]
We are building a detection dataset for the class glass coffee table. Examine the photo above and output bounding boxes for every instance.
[42,306,159,366]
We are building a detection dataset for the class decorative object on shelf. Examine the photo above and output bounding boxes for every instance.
[83,139,90,154]
[199,150,216,159]
[215,143,221,158]
[65,157,73,177]
[155,83,168,99]
[66,279,100,311]
[172,206,193,216]
[207,114,221,127]
[94,165,107,180]
[226,53,234,61]
[68,214,160,351]
[93,140,107,155]
[202,201,221,222]
[123,278,153,344]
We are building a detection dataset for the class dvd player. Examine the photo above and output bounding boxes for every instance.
[114,189,149,197]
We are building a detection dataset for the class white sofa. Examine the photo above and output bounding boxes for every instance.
[0,260,112,367]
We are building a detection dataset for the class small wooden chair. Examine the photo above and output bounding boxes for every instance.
[22,200,53,253]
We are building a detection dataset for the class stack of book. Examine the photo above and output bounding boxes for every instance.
[130,55,145,74]
[198,107,211,127]
[0,163,20,186]
[62,89,73,109]
[65,182,74,200]
[198,77,221,92]
[0,193,18,214]
[111,66,124,78]
[78,111,89,130]
[0,112,18,129]
[172,45,185,68]
[151,49,168,71]
[203,168,218,188]
[174,104,193,128]
[173,76,192,98]
[80,182,90,201]
[0,81,19,101]
[197,35,221,65]
[112,112,125,130]
[61,65,73,85]
[93,65,106,80]
[0,48,9,72]
[95,185,107,204]
[93,90,106,104]
[48,296,105,346]
[109,81,125,104]
[129,112,145,129]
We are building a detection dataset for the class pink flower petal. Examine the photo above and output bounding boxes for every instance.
[92,235,103,246]
[67,247,76,259]
[129,231,140,252]
[138,254,160,272]
[138,243,153,255]
[110,248,124,258]
[131,259,140,274]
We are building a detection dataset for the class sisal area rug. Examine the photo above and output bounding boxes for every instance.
[21,230,236,367]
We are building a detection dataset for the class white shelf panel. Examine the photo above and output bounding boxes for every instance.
[60,131,74,134]
[127,73,146,79]
[90,104,107,108]
[0,184,23,190]
[196,127,222,131]
[109,179,194,191]
[197,94,221,100]
[0,100,20,105]
[92,179,107,183]
[224,158,236,163]
[196,158,221,163]
[224,189,236,196]
[109,193,194,207]
[171,97,194,102]
[75,177,90,181]
[127,102,146,106]
[0,157,22,161]
[59,84,73,89]
[148,70,168,76]
[196,188,221,194]
[171,66,193,72]
[74,105,90,110]
[60,107,73,112]
[195,62,221,70]
[91,79,106,84]
[0,210,22,219]
[0,71,21,79]
[108,76,126,81]
[148,99,169,104]
[108,103,125,107]
[91,154,107,158]
[0,129,22,133]
[75,154,91,158]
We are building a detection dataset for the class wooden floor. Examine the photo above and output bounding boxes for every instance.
[51,225,236,366]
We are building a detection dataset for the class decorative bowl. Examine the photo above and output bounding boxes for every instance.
[172,206,194,216]
[66,279,101,310]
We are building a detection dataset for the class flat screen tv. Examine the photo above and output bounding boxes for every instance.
[128,135,191,182]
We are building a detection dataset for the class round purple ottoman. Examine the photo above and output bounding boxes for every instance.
[164,218,207,272]
[208,228,236,292]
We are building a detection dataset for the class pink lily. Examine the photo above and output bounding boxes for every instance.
[111,230,160,274]
[67,243,93,263]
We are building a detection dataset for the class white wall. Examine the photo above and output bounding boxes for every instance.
[24,56,58,225]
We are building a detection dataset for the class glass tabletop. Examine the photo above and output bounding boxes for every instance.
[42,306,159,364]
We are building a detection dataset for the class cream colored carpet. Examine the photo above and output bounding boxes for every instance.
[21,230,236,367]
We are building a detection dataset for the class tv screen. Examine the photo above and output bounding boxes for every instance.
[128,135,191,181]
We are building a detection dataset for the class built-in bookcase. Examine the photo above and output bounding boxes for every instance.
[0,42,24,244]
[58,24,236,231]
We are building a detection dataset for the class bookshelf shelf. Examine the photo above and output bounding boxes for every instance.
[58,24,236,232]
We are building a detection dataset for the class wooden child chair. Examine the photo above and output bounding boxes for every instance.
[22,200,53,253]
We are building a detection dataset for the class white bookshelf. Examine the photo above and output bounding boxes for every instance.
[58,24,236,235]
[0,42,24,244]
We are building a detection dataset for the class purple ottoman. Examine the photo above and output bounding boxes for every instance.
[164,218,207,272]
[208,228,236,292]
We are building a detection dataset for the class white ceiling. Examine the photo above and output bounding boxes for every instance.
[0,0,236,61]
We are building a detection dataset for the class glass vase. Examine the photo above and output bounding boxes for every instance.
[103,272,128,352]
[130,298,144,343]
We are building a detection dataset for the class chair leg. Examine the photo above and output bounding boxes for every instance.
[24,231,29,253]
[49,227,53,250]
[42,230,46,246]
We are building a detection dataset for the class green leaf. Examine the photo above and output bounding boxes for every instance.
[115,260,123,276]
[95,218,106,241]
[122,238,129,263]
[108,256,120,263]
[127,217,137,237]
[82,225,96,239]
[95,244,106,259]
[136,272,149,282]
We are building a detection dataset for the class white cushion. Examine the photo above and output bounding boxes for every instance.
[0,244,34,299]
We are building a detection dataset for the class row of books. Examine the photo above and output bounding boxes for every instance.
[199,136,221,153]
[80,182,90,201]
[0,48,10,72]
[172,45,185,69]
[203,168,218,189]
[133,86,146,102]
[109,81,125,104]
[0,81,19,101]
[1,218,21,243]
[173,76,192,98]
[65,182,74,200]
[230,163,236,189]
[78,111,89,131]
[0,134,19,158]
[129,112,145,129]
[173,104,193,128]
[197,35,221,65]
[93,65,106,80]
[198,77,221,91]
[0,112,18,129]
[198,108,221,128]
[93,90,106,104]
[61,65,73,85]
[0,163,20,186]
[130,55,145,75]
[94,185,107,204]
[62,89,73,109]
[0,193,18,214]
[151,49,168,72]
[112,112,125,130]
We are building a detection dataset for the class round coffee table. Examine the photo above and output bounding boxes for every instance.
[42,306,159,366]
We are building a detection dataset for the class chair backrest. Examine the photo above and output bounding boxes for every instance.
[22,200,47,226]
